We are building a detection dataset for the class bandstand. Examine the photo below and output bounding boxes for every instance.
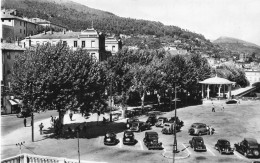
[199,75,235,100]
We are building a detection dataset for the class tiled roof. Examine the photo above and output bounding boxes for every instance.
[1,14,37,25]
[28,31,81,39]
[1,43,25,51]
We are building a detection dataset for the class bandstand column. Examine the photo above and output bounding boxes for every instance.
[207,85,210,99]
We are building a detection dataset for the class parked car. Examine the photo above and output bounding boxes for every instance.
[168,116,184,127]
[17,110,31,118]
[189,136,207,151]
[155,117,168,127]
[161,123,174,134]
[215,139,234,154]
[123,130,136,145]
[146,115,157,126]
[226,99,238,104]
[143,131,163,150]
[188,123,214,136]
[126,118,139,129]
[130,122,150,132]
[234,138,260,158]
[104,132,119,145]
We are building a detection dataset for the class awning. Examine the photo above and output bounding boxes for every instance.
[199,76,235,85]
[9,99,18,105]
[8,99,22,105]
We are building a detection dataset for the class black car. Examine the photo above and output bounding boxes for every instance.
[234,138,260,158]
[189,136,207,151]
[215,139,234,154]
[146,116,157,126]
[17,110,31,118]
[226,99,238,104]
[143,131,163,150]
[104,132,119,145]
[130,122,150,132]
[126,118,139,129]
[123,130,136,145]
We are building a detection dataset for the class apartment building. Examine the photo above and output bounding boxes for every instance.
[1,9,38,42]
[22,28,109,61]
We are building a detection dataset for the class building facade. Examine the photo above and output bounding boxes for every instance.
[1,10,39,42]
[29,18,67,32]
[1,43,25,114]
[22,28,108,61]
[105,37,122,55]
[245,70,260,85]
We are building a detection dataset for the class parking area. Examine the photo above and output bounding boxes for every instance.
[98,101,260,162]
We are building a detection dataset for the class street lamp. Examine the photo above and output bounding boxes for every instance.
[16,141,25,154]
[75,128,80,163]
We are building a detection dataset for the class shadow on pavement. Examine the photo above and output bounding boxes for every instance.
[42,121,126,140]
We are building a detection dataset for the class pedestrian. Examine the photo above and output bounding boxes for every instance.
[51,115,54,122]
[212,105,215,112]
[208,126,212,135]
[39,123,44,135]
[222,105,224,111]
[69,112,73,121]
[24,118,27,127]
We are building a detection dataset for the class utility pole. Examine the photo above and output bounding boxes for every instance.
[16,141,25,154]
[30,83,34,142]
[77,131,80,163]
[110,78,112,122]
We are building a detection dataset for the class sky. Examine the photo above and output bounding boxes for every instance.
[72,0,260,45]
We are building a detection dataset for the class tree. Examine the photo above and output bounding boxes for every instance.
[12,42,106,134]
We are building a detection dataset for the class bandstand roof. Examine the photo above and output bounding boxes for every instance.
[199,76,235,85]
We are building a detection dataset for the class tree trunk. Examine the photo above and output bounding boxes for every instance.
[141,93,145,113]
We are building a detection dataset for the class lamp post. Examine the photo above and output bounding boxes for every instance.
[76,129,80,163]
[109,78,112,122]
[16,141,25,154]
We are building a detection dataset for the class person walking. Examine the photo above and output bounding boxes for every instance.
[39,123,44,135]
[212,105,215,112]
[69,112,73,121]
[24,118,27,127]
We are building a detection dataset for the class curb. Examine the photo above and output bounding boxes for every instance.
[161,150,190,160]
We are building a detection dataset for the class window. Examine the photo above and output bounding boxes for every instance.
[9,20,11,22]
[74,41,77,47]
[20,29,22,33]
[7,52,11,59]
[82,41,85,48]
[91,40,95,47]
[24,30,26,34]
[29,40,31,46]
[24,22,26,27]
[63,41,67,45]
[112,46,115,51]
[20,21,22,26]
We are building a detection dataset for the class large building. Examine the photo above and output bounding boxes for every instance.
[1,42,25,114]
[1,9,39,42]
[22,28,110,61]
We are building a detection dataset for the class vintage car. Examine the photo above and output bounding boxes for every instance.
[104,132,119,145]
[226,99,238,104]
[130,122,150,132]
[168,116,184,127]
[155,117,168,127]
[17,110,31,118]
[188,123,214,136]
[123,130,136,145]
[161,123,174,134]
[215,139,234,154]
[146,115,157,126]
[143,131,163,150]
[189,136,207,151]
[234,138,260,158]
[126,118,139,129]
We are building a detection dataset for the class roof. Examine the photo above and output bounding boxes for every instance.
[28,31,80,39]
[146,131,158,135]
[199,75,235,85]
[193,136,203,140]
[1,15,37,25]
[1,43,25,51]
[245,138,258,145]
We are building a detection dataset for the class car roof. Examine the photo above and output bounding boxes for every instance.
[158,117,167,119]
[245,138,258,144]
[193,136,203,140]
[146,131,158,135]
[218,139,229,143]
[124,130,133,134]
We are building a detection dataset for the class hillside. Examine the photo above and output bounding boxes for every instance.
[213,37,260,57]
[2,0,233,56]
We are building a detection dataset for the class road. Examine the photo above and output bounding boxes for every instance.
[1,110,59,136]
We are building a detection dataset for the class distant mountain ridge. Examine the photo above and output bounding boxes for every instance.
[213,36,260,56]
[213,36,260,48]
